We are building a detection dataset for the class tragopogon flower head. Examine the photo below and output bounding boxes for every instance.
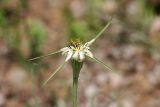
[61,39,93,62]
[29,17,113,86]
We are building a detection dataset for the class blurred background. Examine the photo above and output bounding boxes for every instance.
[0,0,160,107]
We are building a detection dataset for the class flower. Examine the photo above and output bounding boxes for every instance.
[29,18,113,86]
[61,39,93,62]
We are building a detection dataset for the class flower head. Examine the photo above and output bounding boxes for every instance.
[29,18,113,86]
[61,39,93,62]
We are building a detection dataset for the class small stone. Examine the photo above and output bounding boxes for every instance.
[70,0,85,19]
[150,17,160,44]
[85,84,98,98]
[0,93,6,106]
[109,72,123,88]
[5,64,31,89]
[103,0,118,14]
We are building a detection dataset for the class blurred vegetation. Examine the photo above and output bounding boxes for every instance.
[64,0,160,59]
[0,0,158,64]
[0,0,160,106]
[64,7,90,41]
[64,0,110,42]
[0,2,47,74]
[26,19,46,58]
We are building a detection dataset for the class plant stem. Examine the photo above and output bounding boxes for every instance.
[71,60,83,107]
[73,74,78,107]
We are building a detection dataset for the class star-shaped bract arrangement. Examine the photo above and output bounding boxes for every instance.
[29,18,113,86]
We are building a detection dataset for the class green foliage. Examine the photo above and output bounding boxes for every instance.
[0,8,21,49]
[138,0,154,30]
[63,6,90,41]
[0,0,10,3]
[3,28,20,49]
[64,0,105,41]
[0,9,7,26]
[0,5,46,70]
[85,0,103,29]
[69,21,89,40]
[26,19,46,57]
[20,0,28,9]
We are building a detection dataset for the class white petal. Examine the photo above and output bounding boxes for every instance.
[85,50,94,58]
[79,51,85,62]
[70,46,74,49]
[61,47,69,51]
[72,51,79,60]
[65,50,73,62]
[61,47,70,55]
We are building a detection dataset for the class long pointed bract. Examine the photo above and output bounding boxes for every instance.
[29,50,62,61]
[94,17,113,40]
[88,56,113,72]
[42,61,66,86]
[86,17,113,46]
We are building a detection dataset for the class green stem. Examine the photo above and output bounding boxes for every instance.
[71,60,83,107]
[73,75,78,107]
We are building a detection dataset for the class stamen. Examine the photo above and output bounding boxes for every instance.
[69,39,83,50]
